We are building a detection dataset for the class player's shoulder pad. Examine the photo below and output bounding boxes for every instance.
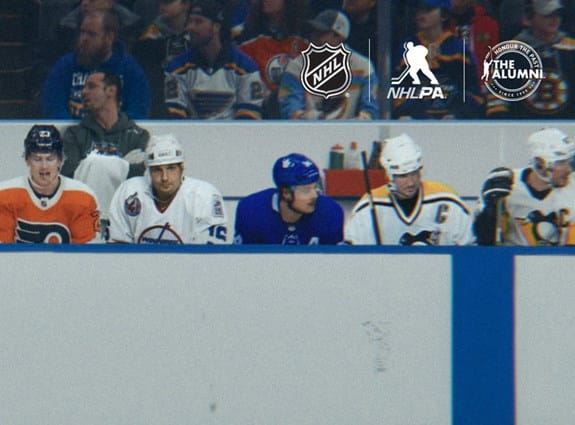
[61,176,97,196]
[316,194,344,214]
[182,177,223,197]
[353,184,391,212]
[0,176,26,192]
[422,180,459,197]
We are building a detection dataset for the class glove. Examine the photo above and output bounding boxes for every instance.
[123,149,147,164]
[481,167,513,205]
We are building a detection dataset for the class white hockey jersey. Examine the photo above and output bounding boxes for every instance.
[497,168,575,245]
[108,176,228,244]
[346,181,474,245]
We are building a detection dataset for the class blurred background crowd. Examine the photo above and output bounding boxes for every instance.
[2,0,574,120]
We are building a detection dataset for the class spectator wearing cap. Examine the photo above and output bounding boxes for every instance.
[278,9,379,119]
[164,0,266,119]
[499,0,575,118]
[391,0,485,119]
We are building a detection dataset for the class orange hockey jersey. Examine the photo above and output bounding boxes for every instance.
[0,176,100,243]
[239,34,308,90]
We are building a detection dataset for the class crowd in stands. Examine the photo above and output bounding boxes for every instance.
[5,0,575,120]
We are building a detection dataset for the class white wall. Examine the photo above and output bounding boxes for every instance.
[0,252,452,425]
[515,255,575,425]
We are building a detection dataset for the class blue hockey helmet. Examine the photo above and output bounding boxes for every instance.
[273,153,320,188]
[24,124,63,158]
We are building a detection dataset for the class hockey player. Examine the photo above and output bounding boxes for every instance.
[234,153,344,244]
[0,125,100,243]
[108,134,228,244]
[474,127,575,245]
[345,134,474,245]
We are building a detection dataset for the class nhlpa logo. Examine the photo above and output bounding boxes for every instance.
[300,43,352,98]
[388,41,445,100]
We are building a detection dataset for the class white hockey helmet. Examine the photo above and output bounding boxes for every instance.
[145,134,184,167]
[527,128,575,169]
[379,134,423,176]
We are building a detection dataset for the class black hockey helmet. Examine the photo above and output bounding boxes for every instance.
[24,124,63,159]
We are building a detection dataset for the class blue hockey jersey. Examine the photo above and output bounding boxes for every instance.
[234,188,344,244]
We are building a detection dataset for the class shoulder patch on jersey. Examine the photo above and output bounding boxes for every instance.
[124,192,142,217]
[212,194,224,218]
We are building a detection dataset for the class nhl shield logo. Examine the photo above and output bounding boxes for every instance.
[300,43,352,98]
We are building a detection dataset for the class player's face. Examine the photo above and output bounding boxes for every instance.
[82,72,113,112]
[415,7,442,31]
[392,170,422,200]
[290,182,320,214]
[262,0,284,16]
[187,14,218,47]
[531,12,562,40]
[77,16,114,67]
[27,152,62,194]
[550,159,572,187]
[150,163,184,200]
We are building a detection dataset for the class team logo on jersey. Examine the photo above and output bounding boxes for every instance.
[399,230,439,246]
[282,225,301,245]
[16,220,71,243]
[387,41,445,100]
[137,223,183,244]
[517,210,563,245]
[266,53,291,85]
[300,43,352,98]
[124,192,141,217]
[481,41,544,102]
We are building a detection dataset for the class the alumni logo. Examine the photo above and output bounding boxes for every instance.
[387,41,445,100]
[481,41,544,101]
[300,43,352,98]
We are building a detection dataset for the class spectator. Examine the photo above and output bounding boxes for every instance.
[278,9,379,119]
[504,0,575,118]
[236,0,310,118]
[0,125,100,244]
[108,134,229,244]
[61,69,150,215]
[59,0,143,47]
[391,0,485,119]
[234,153,344,244]
[342,0,378,64]
[133,0,193,118]
[448,0,500,82]
[345,134,474,245]
[42,9,151,119]
[164,0,265,119]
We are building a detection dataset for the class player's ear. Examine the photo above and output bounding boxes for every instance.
[533,157,545,171]
[279,186,292,201]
